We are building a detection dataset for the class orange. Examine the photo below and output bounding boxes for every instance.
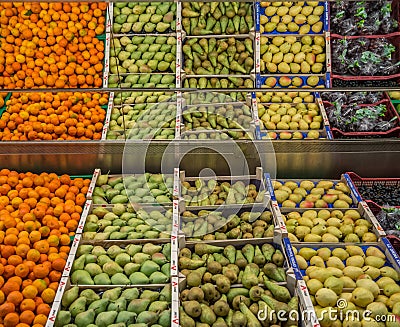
[32,264,49,279]
[20,299,35,312]
[21,285,37,300]
[3,312,19,327]
[31,280,46,294]
[40,288,55,304]
[7,291,23,306]
[19,310,35,325]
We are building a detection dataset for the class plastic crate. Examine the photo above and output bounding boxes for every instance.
[323,100,400,138]
[347,172,400,208]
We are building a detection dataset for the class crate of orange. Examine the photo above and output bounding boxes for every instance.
[0,169,92,327]
[0,92,109,140]
[0,2,108,89]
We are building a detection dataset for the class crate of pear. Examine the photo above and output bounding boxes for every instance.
[113,91,174,106]
[69,241,172,286]
[52,283,172,327]
[178,241,289,287]
[257,102,323,131]
[256,91,315,103]
[182,102,253,131]
[180,206,275,241]
[268,178,360,209]
[90,172,174,205]
[81,201,173,241]
[260,35,326,74]
[258,75,328,88]
[181,129,254,141]
[260,130,325,140]
[183,36,254,76]
[107,100,177,135]
[113,2,177,34]
[258,1,327,34]
[182,91,250,105]
[180,178,266,207]
[110,35,176,76]
[182,2,254,36]
[281,207,382,243]
[108,73,175,88]
[178,271,300,327]
[290,242,400,324]
[183,76,255,89]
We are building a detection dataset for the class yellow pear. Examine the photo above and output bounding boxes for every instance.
[364,256,385,269]
[376,277,397,289]
[295,255,308,269]
[326,256,345,270]
[317,248,332,261]
[340,276,356,288]
[380,267,399,281]
[332,248,350,261]
[326,267,344,278]
[346,246,365,257]
[310,255,325,267]
[343,266,364,280]
[356,279,380,298]
[362,266,381,280]
[346,255,365,268]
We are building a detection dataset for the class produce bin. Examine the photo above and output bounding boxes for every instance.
[63,235,172,287]
[346,172,400,208]
[172,266,317,327]
[254,92,332,140]
[86,169,175,205]
[179,166,268,209]
[180,2,255,36]
[322,99,400,138]
[255,1,329,34]
[264,173,363,209]
[285,238,400,280]
[331,34,400,81]
[257,73,331,88]
[277,203,386,244]
[177,201,281,243]
[183,75,256,89]
[258,33,330,76]
[46,277,172,327]
[329,0,400,36]
[76,199,173,241]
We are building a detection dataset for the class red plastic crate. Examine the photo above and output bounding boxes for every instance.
[324,100,400,138]
[331,34,400,81]
[347,172,400,208]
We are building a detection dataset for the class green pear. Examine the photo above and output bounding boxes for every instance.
[380,267,399,281]
[364,257,385,269]
[324,276,344,296]
[340,276,356,288]
[315,288,338,307]
[299,248,317,260]
[127,299,151,314]
[317,248,332,261]
[332,248,350,260]
[346,255,365,268]
[326,257,345,270]
[383,283,400,297]
[307,279,324,295]
[366,302,388,319]
[352,288,374,308]
[356,279,380,298]
[343,267,364,280]
[362,266,381,280]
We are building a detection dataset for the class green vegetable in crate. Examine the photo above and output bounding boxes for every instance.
[257,102,322,131]
[260,1,325,34]
[110,36,176,76]
[92,173,173,204]
[283,209,378,243]
[56,285,171,327]
[294,245,400,327]
[183,37,254,75]
[71,243,171,285]
[83,204,173,240]
[113,2,176,33]
[182,2,253,35]
[181,209,274,240]
[183,77,253,89]
[181,179,265,206]
[272,179,354,209]
[108,73,175,89]
[260,35,326,74]
[256,91,315,103]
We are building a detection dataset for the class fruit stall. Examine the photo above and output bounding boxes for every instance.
[0,1,399,327]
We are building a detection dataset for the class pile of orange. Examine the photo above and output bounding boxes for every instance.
[0,169,91,327]
[0,92,108,140]
[0,2,107,89]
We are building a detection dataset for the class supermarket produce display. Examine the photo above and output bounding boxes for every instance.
[0,1,400,327]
